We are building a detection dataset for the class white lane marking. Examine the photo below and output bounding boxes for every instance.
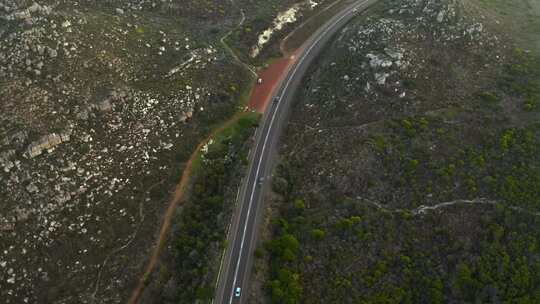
[213,182,243,302]
[218,112,268,302]
[227,1,370,303]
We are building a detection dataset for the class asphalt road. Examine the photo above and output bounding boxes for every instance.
[214,1,377,303]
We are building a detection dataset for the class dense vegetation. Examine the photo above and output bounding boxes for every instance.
[172,114,259,302]
[258,0,540,303]
[268,117,540,303]
[268,194,540,303]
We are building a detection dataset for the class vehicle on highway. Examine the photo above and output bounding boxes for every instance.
[258,177,264,186]
[273,96,280,103]
[235,287,241,297]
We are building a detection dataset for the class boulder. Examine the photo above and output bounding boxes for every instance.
[13,9,31,20]
[26,132,71,158]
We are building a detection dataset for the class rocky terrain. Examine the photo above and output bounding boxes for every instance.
[225,0,334,63]
[257,0,540,302]
[0,0,336,303]
[0,1,233,303]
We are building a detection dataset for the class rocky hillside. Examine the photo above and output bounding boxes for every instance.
[258,0,540,302]
[0,0,335,303]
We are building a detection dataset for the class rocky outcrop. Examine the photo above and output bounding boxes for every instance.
[76,90,126,120]
[180,110,194,123]
[25,132,71,158]
[1,2,52,21]
[0,150,15,172]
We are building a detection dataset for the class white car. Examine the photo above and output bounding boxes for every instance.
[235,287,241,297]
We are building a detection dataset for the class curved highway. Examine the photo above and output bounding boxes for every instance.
[214,1,377,303]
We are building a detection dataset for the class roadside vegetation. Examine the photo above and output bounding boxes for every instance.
[175,114,259,302]
[138,112,260,303]
[133,1,353,302]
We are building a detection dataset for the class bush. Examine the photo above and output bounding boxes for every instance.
[293,199,305,211]
[310,229,326,240]
[478,91,499,103]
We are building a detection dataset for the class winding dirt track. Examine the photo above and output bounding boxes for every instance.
[127,1,346,302]
[128,58,293,303]
[127,112,246,304]
[128,51,293,301]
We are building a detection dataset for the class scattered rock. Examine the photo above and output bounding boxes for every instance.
[25,183,38,193]
[47,47,58,58]
[26,132,71,158]
[437,10,445,23]
[375,72,390,85]
[366,53,392,68]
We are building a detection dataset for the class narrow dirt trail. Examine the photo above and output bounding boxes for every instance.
[127,54,298,304]
[128,1,256,301]
[127,1,344,301]
[127,52,296,302]
[127,112,246,304]
[127,52,298,302]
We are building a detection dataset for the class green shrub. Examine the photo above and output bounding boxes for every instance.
[310,229,326,240]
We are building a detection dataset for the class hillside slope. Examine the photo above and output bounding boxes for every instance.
[259,0,540,302]
[0,0,337,303]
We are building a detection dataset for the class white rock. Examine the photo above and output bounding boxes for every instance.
[385,48,403,61]
[14,10,31,20]
[367,53,392,68]
[365,82,371,92]
[48,47,58,58]
[375,72,389,85]
[437,10,445,23]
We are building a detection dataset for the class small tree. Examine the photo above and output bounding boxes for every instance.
[310,229,326,240]
[293,199,305,211]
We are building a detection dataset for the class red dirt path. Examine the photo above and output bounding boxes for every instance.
[127,112,247,304]
[128,53,300,304]
[248,54,297,113]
